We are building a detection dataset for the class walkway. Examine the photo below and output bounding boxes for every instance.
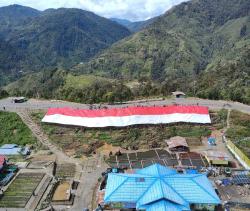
[17,110,76,164]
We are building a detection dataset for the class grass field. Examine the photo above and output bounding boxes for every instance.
[0,111,36,146]
[0,173,44,208]
[227,110,250,157]
[63,74,113,90]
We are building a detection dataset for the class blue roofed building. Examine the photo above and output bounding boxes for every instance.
[104,164,220,211]
[0,144,30,156]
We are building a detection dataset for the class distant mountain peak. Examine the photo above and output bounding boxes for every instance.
[0,6,131,85]
[110,17,155,32]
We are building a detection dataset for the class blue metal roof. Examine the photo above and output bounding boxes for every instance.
[139,199,190,211]
[0,145,29,155]
[136,164,177,177]
[0,148,21,155]
[104,164,220,211]
[0,144,18,149]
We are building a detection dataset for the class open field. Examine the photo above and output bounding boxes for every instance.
[0,173,44,208]
[227,110,250,157]
[30,111,224,157]
[0,111,36,146]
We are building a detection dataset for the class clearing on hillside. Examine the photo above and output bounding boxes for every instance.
[0,111,36,146]
[30,109,228,158]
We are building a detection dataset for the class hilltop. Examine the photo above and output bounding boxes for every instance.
[4,0,250,104]
[74,0,250,104]
[0,5,131,85]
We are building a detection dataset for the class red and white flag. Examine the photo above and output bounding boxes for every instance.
[42,105,211,127]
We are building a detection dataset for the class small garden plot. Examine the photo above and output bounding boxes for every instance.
[179,152,208,168]
[107,150,208,170]
[55,163,76,178]
[0,173,44,208]
[157,149,174,159]
[137,150,158,160]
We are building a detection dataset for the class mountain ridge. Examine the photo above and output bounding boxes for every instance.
[0,5,131,85]
[3,0,250,104]
[71,0,250,103]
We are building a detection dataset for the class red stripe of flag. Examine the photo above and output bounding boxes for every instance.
[46,106,209,118]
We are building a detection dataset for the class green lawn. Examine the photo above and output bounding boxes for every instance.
[0,111,36,146]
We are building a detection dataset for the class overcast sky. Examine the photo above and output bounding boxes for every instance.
[0,0,188,21]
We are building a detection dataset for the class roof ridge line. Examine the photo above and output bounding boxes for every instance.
[156,163,177,177]
[156,163,161,176]
[104,175,129,201]
[161,178,189,208]
[190,176,220,202]
[136,178,159,207]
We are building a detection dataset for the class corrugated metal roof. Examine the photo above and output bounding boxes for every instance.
[139,199,190,211]
[0,148,21,155]
[0,145,29,155]
[105,164,220,211]
[204,151,230,161]
[136,180,189,209]
[166,136,188,149]
[0,144,18,149]
[136,164,177,177]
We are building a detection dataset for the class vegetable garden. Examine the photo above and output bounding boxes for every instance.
[0,173,44,208]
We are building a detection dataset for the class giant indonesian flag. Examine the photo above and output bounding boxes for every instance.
[42,105,211,127]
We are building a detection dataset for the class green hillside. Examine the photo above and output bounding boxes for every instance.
[6,69,133,103]
[4,0,250,104]
[74,0,250,104]
[0,111,36,146]
[0,4,41,38]
[0,6,131,86]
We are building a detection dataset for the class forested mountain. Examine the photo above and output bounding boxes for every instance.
[74,0,250,103]
[4,0,250,104]
[0,4,40,21]
[0,5,131,85]
[110,18,154,32]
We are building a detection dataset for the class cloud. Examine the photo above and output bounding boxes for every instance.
[0,0,188,21]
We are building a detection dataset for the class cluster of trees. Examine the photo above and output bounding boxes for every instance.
[0,88,8,99]
[196,48,250,105]
[7,71,249,105]
[58,81,133,104]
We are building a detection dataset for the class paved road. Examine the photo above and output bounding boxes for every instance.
[0,97,250,114]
